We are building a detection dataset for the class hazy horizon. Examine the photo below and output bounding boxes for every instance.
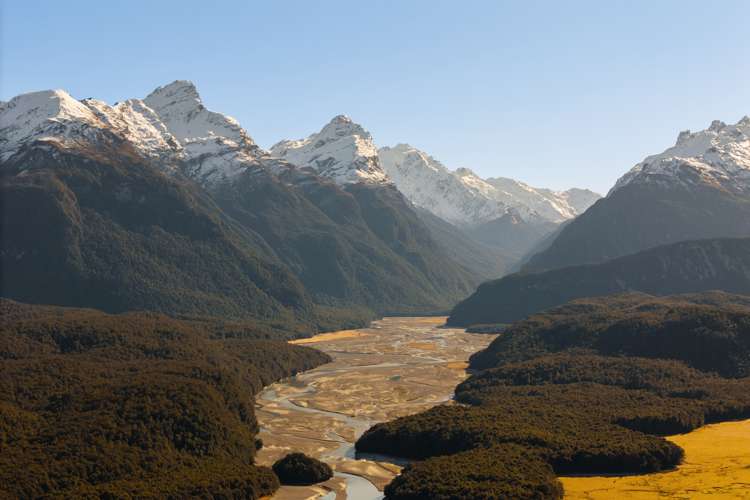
[3,0,749,193]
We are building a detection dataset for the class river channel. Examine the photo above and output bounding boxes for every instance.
[254,316,496,500]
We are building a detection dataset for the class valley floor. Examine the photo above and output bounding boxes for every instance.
[561,418,750,499]
[255,316,750,500]
[254,317,496,499]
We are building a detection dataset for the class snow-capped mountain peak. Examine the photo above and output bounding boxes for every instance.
[318,114,369,139]
[270,115,388,185]
[0,89,106,161]
[143,80,254,149]
[141,80,263,183]
[1,81,266,184]
[80,97,180,160]
[612,115,750,195]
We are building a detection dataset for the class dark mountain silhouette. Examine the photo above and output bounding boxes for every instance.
[449,237,750,326]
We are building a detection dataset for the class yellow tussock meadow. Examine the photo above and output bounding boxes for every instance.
[561,419,750,499]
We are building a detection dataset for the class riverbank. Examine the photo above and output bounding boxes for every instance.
[254,317,496,499]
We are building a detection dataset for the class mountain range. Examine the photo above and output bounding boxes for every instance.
[5,80,749,333]
[0,82,473,325]
[271,117,600,264]
[378,143,599,226]
[1,80,600,325]
[450,115,750,326]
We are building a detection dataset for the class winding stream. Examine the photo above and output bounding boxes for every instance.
[254,317,496,500]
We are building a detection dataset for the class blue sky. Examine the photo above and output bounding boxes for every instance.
[2,1,749,193]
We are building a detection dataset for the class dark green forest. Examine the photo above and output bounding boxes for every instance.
[0,299,331,498]
[1,145,478,331]
[524,182,750,272]
[272,452,333,486]
[357,292,750,499]
[449,237,750,326]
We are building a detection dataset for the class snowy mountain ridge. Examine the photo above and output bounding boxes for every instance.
[378,143,600,226]
[612,116,750,195]
[1,81,600,227]
[0,81,268,185]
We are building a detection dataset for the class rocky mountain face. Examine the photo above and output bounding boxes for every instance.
[465,209,558,262]
[612,117,750,194]
[448,236,750,326]
[0,82,479,323]
[526,116,750,272]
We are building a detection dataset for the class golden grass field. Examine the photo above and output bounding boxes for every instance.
[561,419,750,499]
[288,330,367,344]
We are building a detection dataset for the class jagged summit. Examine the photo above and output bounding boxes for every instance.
[146,80,200,103]
[270,115,388,185]
[612,115,750,195]
[454,167,478,177]
[379,143,508,225]
[144,80,254,148]
[0,81,265,183]
[319,114,367,136]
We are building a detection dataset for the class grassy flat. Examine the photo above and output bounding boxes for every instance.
[561,418,750,499]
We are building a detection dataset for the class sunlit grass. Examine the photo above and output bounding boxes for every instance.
[561,419,750,499]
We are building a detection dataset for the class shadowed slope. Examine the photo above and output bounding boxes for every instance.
[448,237,750,327]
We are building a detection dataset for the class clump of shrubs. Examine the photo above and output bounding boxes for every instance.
[272,453,333,485]
[385,445,563,500]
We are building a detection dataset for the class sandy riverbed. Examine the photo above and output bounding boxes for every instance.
[260,317,750,499]
[255,317,496,499]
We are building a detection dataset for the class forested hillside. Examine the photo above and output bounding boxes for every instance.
[357,293,750,499]
[449,237,750,326]
[0,300,331,498]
